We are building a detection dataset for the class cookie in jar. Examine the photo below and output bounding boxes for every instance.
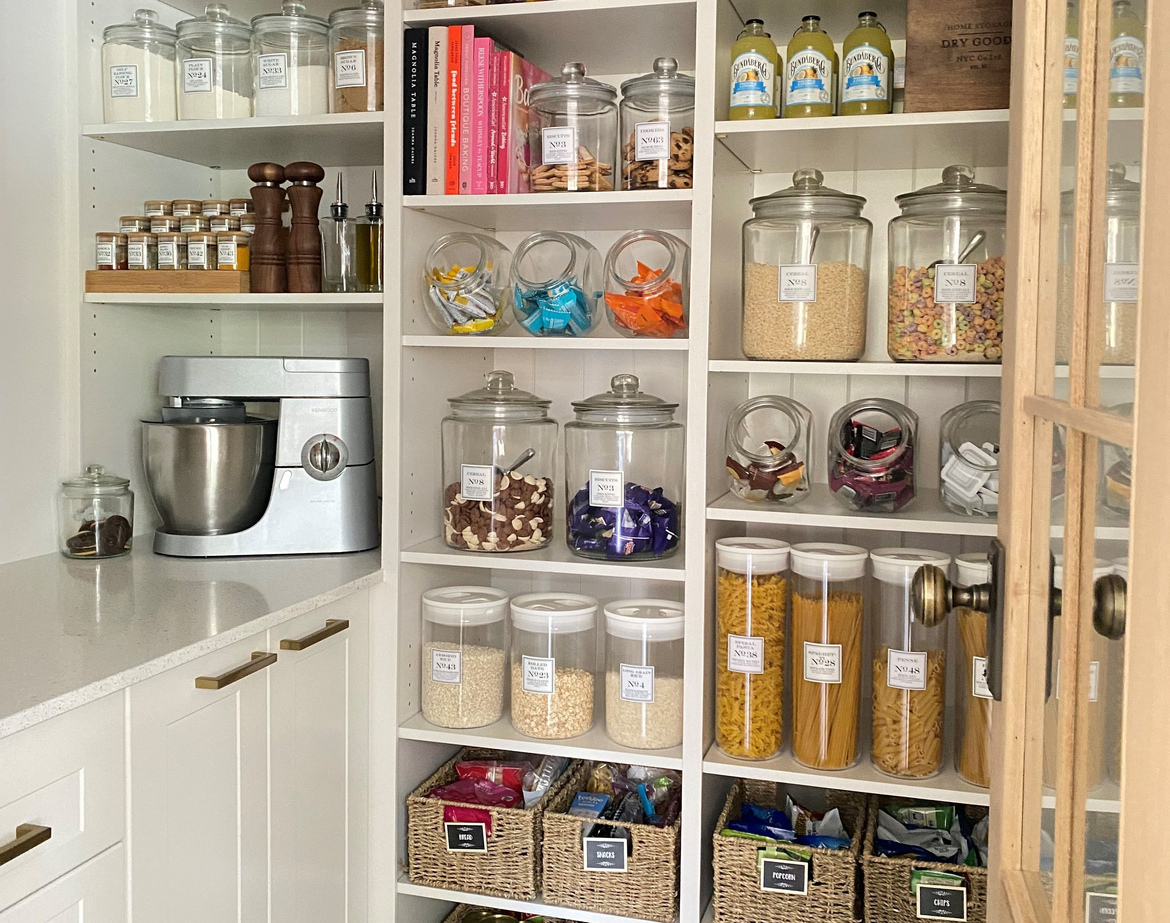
[528,63,617,193]
[619,57,695,190]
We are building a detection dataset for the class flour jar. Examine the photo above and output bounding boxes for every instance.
[177,4,254,119]
[604,599,685,750]
[102,9,178,122]
[251,1,330,116]
[421,586,509,729]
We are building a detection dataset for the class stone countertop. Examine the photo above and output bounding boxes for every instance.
[0,547,383,738]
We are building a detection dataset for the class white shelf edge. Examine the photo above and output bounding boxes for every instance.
[403,0,696,24]
[715,108,1010,137]
[708,359,1002,377]
[84,293,384,308]
[403,335,689,350]
[404,190,694,209]
[82,110,384,138]
[396,878,665,923]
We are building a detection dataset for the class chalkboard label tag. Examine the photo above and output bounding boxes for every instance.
[916,884,968,921]
[1085,892,1117,923]
[759,858,809,895]
[444,822,487,853]
[583,837,628,872]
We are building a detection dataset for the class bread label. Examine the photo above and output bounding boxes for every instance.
[804,642,842,684]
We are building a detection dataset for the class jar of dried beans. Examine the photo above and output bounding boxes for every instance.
[724,395,811,504]
[618,57,695,191]
[528,63,618,193]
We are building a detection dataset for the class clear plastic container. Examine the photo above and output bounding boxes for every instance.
[604,598,685,750]
[423,232,512,335]
[619,57,695,191]
[715,538,789,760]
[528,63,618,193]
[939,400,1001,516]
[421,586,509,729]
[565,374,683,560]
[510,593,598,739]
[102,9,178,123]
[870,548,952,779]
[126,232,158,270]
[251,1,330,117]
[725,395,812,504]
[329,1,384,113]
[95,232,127,270]
[602,229,689,338]
[58,465,134,559]
[742,169,872,360]
[441,371,557,553]
[177,4,254,120]
[952,552,993,787]
[510,232,602,337]
[828,397,918,513]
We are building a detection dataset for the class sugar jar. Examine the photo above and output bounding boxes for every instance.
[441,371,557,554]
[602,230,689,338]
[509,232,602,337]
[58,465,135,559]
[939,400,1001,516]
[423,232,512,335]
[828,397,918,513]
[176,4,254,120]
[251,1,330,117]
[604,598,685,750]
[565,374,683,560]
[619,57,695,191]
[329,0,384,113]
[725,395,811,504]
[528,63,618,193]
[421,586,509,729]
[102,9,178,123]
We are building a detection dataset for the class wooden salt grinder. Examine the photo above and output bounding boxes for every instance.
[248,162,287,293]
[285,161,326,293]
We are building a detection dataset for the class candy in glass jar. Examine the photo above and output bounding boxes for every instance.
[510,232,601,337]
[602,229,689,338]
[828,398,917,513]
[724,395,811,504]
[423,232,512,335]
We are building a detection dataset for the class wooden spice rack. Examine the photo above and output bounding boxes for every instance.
[84,270,250,294]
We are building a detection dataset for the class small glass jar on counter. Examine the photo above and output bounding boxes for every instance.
[510,593,598,740]
[180,215,211,233]
[156,232,188,269]
[565,374,684,560]
[940,400,1001,516]
[101,9,177,123]
[251,1,330,117]
[121,216,151,233]
[952,552,992,788]
[171,199,202,217]
[58,465,134,559]
[602,229,689,338]
[828,397,918,513]
[509,232,601,337]
[210,215,241,233]
[742,169,872,360]
[423,232,512,335]
[216,231,250,269]
[329,0,384,113]
[202,198,230,216]
[144,200,173,217]
[725,395,812,504]
[187,231,218,269]
[229,197,254,216]
[421,586,509,729]
[619,57,695,191]
[177,4,254,120]
[150,215,180,234]
[126,232,158,270]
[604,598,685,750]
[715,538,789,760]
[528,63,618,193]
[441,370,557,553]
[96,232,128,270]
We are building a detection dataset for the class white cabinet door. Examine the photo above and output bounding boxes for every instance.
[0,845,124,923]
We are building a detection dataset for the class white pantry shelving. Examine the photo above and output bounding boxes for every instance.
[83,292,384,310]
[403,189,694,231]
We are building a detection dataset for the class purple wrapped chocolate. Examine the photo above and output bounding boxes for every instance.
[567,482,681,560]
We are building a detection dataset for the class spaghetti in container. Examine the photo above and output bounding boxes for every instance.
[952,552,992,787]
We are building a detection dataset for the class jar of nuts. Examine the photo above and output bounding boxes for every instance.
[619,57,695,191]
[528,63,618,193]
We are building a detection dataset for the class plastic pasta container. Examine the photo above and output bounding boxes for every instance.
[604,598,685,750]
[602,229,689,338]
[509,232,602,337]
[952,553,993,787]
[423,232,512,335]
[421,586,509,729]
[724,395,812,504]
[715,538,789,760]
[528,63,618,192]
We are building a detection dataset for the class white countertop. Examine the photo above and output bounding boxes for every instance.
[0,547,383,738]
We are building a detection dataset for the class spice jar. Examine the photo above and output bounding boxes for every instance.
[96,232,128,270]
[171,198,202,217]
[441,370,557,553]
[229,197,254,216]
[828,397,918,513]
[180,215,211,233]
[742,169,871,360]
[150,215,180,234]
[156,232,188,269]
[510,593,598,740]
[888,165,1008,362]
[187,231,218,269]
[239,213,257,236]
[604,598,685,750]
[725,395,812,504]
[120,216,151,233]
[952,553,992,788]
[940,400,1001,516]
[216,231,250,270]
[790,543,867,770]
[424,232,512,335]
[565,374,683,560]
[202,198,230,216]
[602,229,689,338]
[126,232,158,270]
[58,465,134,559]
[210,215,241,233]
[422,586,509,729]
[329,0,384,114]
[509,232,601,337]
[715,538,789,760]
[144,199,173,217]
[101,9,177,123]
[619,57,695,191]
[251,1,330,117]
[528,63,618,193]
[176,4,254,120]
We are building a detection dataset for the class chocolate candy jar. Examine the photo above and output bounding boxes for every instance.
[724,394,812,504]
[827,397,918,513]
[58,465,134,559]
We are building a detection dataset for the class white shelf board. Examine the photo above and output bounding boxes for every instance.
[397,877,664,923]
[403,191,694,232]
[82,111,384,169]
[83,292,383,311]
[404,334,689,350]
[1041,780,1120,814]
[709,359,1001,377]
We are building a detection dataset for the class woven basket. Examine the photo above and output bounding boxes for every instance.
[711,779,864,923]
[541,762,681,923]
[407,748,578,900]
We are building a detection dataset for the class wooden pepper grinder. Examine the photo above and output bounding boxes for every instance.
[248,162,287,294]
[285,161,326,293]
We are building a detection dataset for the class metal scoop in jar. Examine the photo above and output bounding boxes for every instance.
[929,229,986,269]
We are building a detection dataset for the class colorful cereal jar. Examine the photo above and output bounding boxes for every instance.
[510,231,601,337]
[602,229,689,338]
[423,232,512,335]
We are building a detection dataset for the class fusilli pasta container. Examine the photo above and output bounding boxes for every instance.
[715,538,790,760]
[952,553,993,787]
[870,548,952,779]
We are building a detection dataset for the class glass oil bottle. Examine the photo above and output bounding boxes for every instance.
[356,168,384,293]
[322,172,357,292]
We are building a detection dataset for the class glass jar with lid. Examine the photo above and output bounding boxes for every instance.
[421,586,509,729]
[952,552,993,788]
[602,230,689,338]
[126,232,158,270]
[239,213,257,236]
[216,231,250,270]
[565,374,683,560]
[95,232,127,270]
[329,1,384,114]
[424,232,511,335]
[144,199,173,217]
[202,198,231,216]
[120,216,151,233]
[619,57,695,191]
[509,232,601,337]
[102,9,177,123]
[725,395,812,504]
[828,397,918,513]
[888,164,1008,362]
[180,215,211,233]
[229,197,254,216]
[441,370,557,554]
[251,1,330,117]
[150,215,181,234]
[187,231,217,269]
[177,4,253,120]
[210,215,241,233]
[156,232,188,270]
[604,598,685,750]
[939,400,1001,516]
[58,465,134,559]
[171,198,203,217]
[742,168,872,361]
[528,63,618,193]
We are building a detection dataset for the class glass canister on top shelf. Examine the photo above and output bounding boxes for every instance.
[329,0,384,113]
[888,164,1007,363]
[602,230,689,338]
[619,57,695,191]
[101,9,177,123]
[952,552,993,788]
[604,599,685,750]
[176,4,253,120]
[250,1,330,117]
[421,586,509,729]
[441,371,557,553]
[509,232,602,337]
[828,398,918,513]
[528,63,618,192]
[565,374,683,560]
[724,395,811,504]
[741,169,871,361]
[423,232,512,335]
[939,400,1001,516]
[58,465,134,559]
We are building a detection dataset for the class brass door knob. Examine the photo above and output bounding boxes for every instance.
[1093,573,1127,640]
[911,565,993,627]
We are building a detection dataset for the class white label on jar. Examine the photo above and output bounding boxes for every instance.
[120,222,138,232]
[258,53,288,89]
[157,240,177,267]
[183,57,213,94]
[803,642,842,684]
[230,205,250,217]
[972,656,992,699]
[173,203,194,217]
[541,126,577,165]
[841,44,890,104]
[893,56,906,90]
[727,634,765,675]
[1104,262,1139,303]
[109,64,138,98]
[335,49,367,88]
[217,239,237,268]
[96,242,114,266]
[620,664,655,702]
[589,469,624,507]
[522,655,556,695]
[127,241,146,267]
[145,204,166,217]
[188,240,208,268]
[1109,36,1144,96]
[935,263,978,304]
[634,121,670,161]
[887,649,928,691]
[431,648,462,684]
[460,464,494,502]
[1064,36,1080,95]
[778,264,818,303]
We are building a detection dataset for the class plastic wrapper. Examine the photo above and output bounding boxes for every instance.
[567,482,680,558]
[456,759,535,792]
[875,807,970,864]
[429,777,524,808]
[523,755,569,808]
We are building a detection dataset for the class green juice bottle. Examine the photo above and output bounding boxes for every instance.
[729,19,780,120]
[1109,0,1145,109]
[840,11,893,116]
[1064,1,1079,109]
[784,15,835,119]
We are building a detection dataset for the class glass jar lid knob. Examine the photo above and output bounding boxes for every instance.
[653,56,679,77]
[487,369,516,393]
[282,0,306,14]
[136,8,160,25]
[205,2,230,18]
[562,62,586,81]
[792,167,824,189]
[610,373,639,396]
[942,164,977,186]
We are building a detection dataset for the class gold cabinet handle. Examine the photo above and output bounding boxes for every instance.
[280,618,349,651]
[195,651,277,690]
[0,824,51,866]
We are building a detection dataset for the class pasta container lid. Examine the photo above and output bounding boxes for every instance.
[870,547,952,585]
[954,552,991,588]
[422,585,508,626]
[604,598,685,642]
[1052,555,1112,590]
[511,592,597,634]
[715,537,790,575]
[790,542,868,580]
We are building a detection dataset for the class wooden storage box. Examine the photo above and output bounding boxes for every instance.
[904,0,1013,112]
[84,269,250,294]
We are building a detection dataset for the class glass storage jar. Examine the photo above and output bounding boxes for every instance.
[510,232,602,337]
[102,9,177,123]
[423,232,512,335]
[828,397,918,513]
[725,395,812,504]
[251,1,330,117]
[888,164,1008,363]
[126,232,157,270]
[421,586,509,729]
[187,231,217,269]
[171,198,203,217]
[565,374,683,560]
[1102,403,1132,514]
[789,543,868,770]
[604,598,685,750]
[619,57,695,191]
[155,231,188,269]
[441,370,557,554]
[202,198,231,216]
[528,63,618,193]
[239,213,257,235]
[120,216,151,232]
[742,169,871,361]
[510,593,598,739]
[714,538,789,760]
[602,229,689,338]
[180,215,211,233]
[150,216,180,234]
[229,197,254,216]
[210,215,241,233]
[96,232,127,270]
[144,200,173,217]
[176,4,253,120]
[216,231,250,269]
[870,548,952,779]
[939,400,1001,516]
[329,1,384,114]
[58,465,134,559]
[952,552,992,788]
